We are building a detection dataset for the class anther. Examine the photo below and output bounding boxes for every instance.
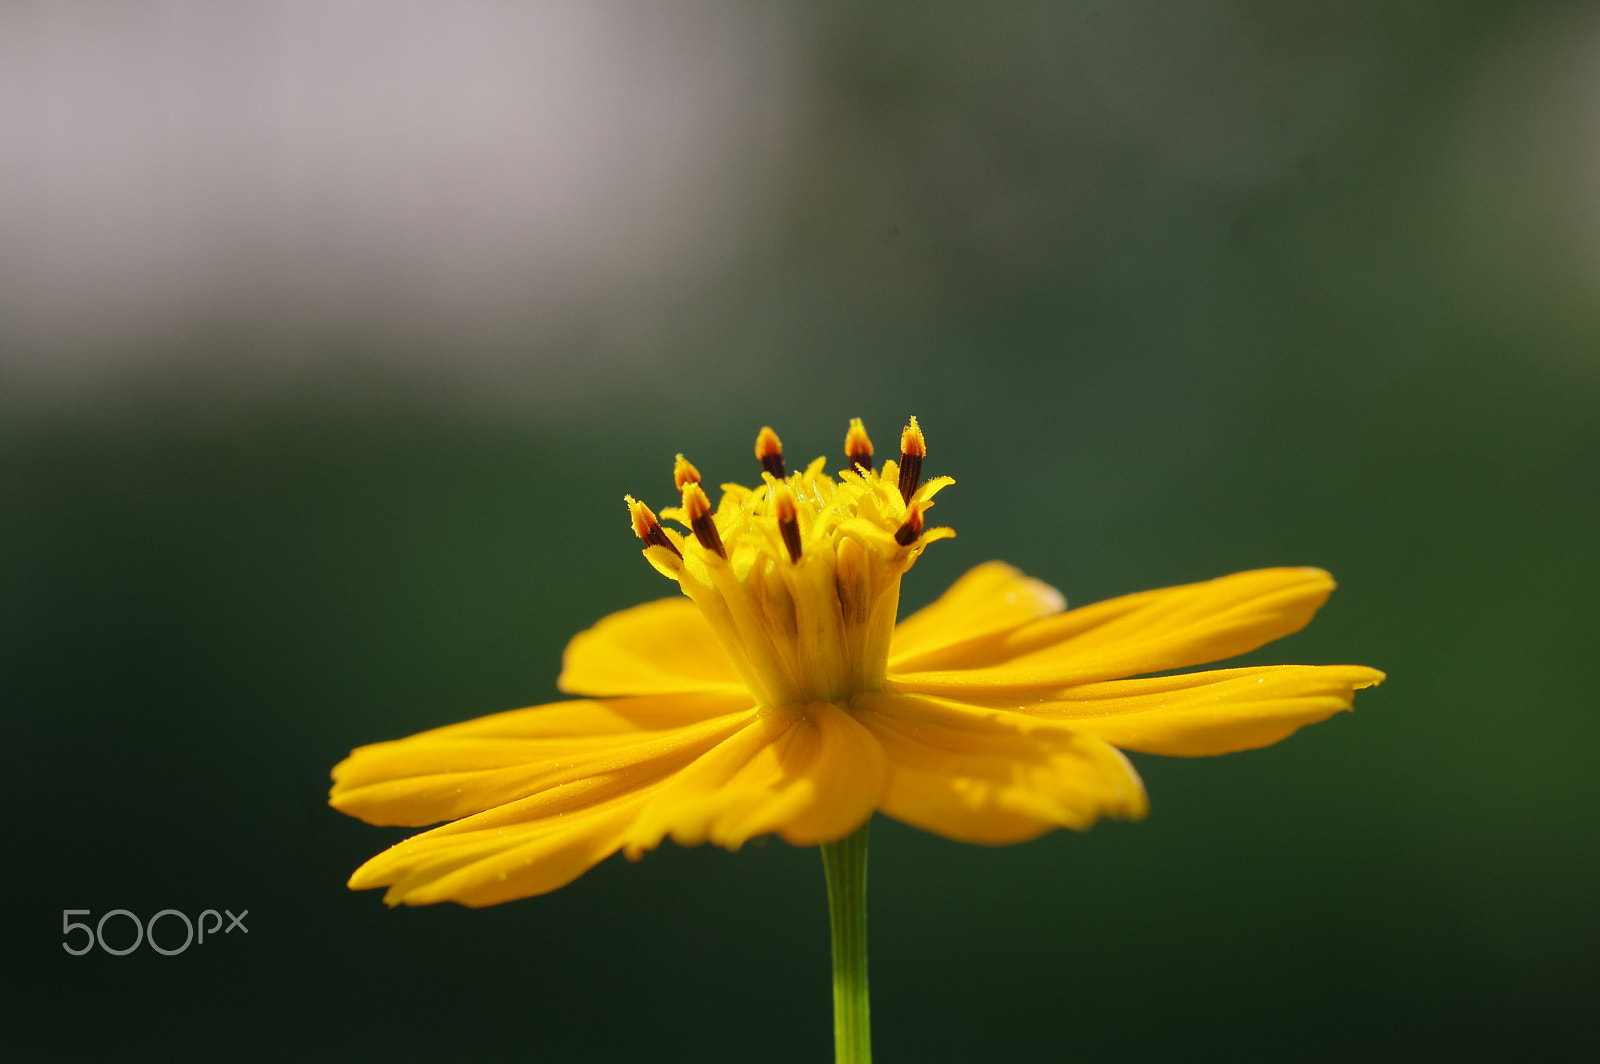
[673,454,702,491]
[897,416,925,503]
[773,483,802,564]
[844,417,874,474]
[625,496,681,557]
[755,426,786,479]
[893,503,924,546]
[681,481,726,558]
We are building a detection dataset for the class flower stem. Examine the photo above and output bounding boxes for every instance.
[821,820,872,1064]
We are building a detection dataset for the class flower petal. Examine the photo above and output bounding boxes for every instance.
[887,567,1338,693]
[557,596,746,696]
[338,697,887,906]
[851,691,1148,845]
[348,772,669,907]
[938,664,1386,756]
[888,561,1066,670]
[330,692,756,827]
[624,701,888,853]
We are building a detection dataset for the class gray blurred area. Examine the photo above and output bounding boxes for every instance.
[0,0,802,401]
[4,3,1598,1061]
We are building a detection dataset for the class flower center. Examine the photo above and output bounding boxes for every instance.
[627,418,954,708]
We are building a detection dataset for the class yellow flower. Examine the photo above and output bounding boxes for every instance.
[331,418,1383,907]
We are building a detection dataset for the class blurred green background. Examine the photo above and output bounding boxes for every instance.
[4,2,1598,1060]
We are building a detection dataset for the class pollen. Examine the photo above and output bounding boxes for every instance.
[681,481,725,558]
[673,454,702,491]
[894,503,924,546]
[897,416,925,503]
[755,426,786,479]
[845,418,874,473]
[773,483,802,563]
[626,495,681,557]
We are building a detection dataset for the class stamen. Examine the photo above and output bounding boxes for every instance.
[673,454,702,491]
[755,426,786,479]
[894,503,924,546]
[773,483,802,563]
[845,417,874,473]
[897,416,925,503]
[625,495,681,557]
[682,481,726,558]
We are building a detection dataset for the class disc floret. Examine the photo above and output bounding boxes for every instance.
[629,418,954,708]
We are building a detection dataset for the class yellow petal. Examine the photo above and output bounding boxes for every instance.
[623,701,888,854]
[557,596,746,696]
[349,772,669,907]
[851,691,1147,845]
[887,567,1337,693]
[888,561,1065,670]
[329,692,756,827]
[939,664,1386,756]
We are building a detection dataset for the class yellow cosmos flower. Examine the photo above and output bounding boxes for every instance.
[331,418,1384,908]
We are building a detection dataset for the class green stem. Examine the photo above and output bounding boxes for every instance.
[820,820,872,1064]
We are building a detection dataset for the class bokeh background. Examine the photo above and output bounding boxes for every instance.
[4,2,1598,1060]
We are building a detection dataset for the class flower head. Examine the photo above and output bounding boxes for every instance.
[331,418,1383,907]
